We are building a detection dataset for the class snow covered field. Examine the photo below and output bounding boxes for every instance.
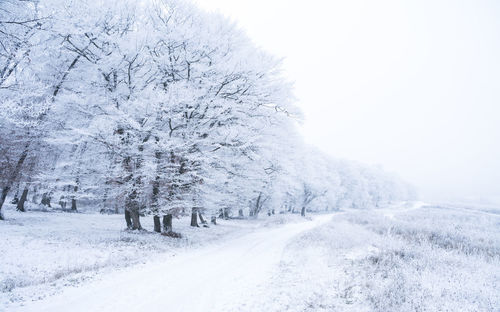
[246,203,500,312]
[0,204,320,310]
[1,202,499,311]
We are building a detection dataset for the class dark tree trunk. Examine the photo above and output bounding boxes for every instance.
[211,216,217,225]
[163,214,173,232]
[198,211,207,224]
[11,188,19,204]
[130,210,142,230]
[153,216,161,233]
[32,187,39,204]
[41,193,51,207]
[124,210,132,229]
[125,187,141,230]
[301,206,306,217]
[0,186,9,220]
[250,192,263,218]
[190,208,199,227]
[151,145,162,226]
[71,185,78,211]
[0,144,30,219]
[16,188,28,212]
[238,209,244,218]
[223,208,230,220]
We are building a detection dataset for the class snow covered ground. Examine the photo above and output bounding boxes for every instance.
[0,204,324,310]
[244,202,500,312]
[1,202,499,311]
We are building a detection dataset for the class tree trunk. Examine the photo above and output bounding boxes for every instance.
[211,216,217,225]
[59,199,66,210]
[223,208,230,220]
[163,214,173,232]
[251,192,262,218]
[0,186,9,220]
[238,209,244,218]
[198,211,207,224]
[16,188,28,212]
[0,144,30,219]
[11,188,19,205]
[41,193,51,207]
[190,207,199,227]
[153,216,161,233]
[152,145,162,228]
[301,206,306,217]
[130,210,142,230]
[32,187,39,204]
[124,210,132,229]
[71,185,78,211]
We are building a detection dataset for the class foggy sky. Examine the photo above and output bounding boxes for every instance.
[195,0,500,203]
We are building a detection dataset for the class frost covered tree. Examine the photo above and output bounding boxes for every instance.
[0,0,92,217]
[0,0,416,226]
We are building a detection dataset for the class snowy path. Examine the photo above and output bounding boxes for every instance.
[12,214,332,312]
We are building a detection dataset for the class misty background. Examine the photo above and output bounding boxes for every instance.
[196,0,500,204]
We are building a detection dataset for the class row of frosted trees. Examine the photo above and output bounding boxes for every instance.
[0,0,415,233]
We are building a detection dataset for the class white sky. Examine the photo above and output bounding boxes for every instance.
[195,0,500,203]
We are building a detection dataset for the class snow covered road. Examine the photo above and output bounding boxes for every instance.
[12,214,332,312]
